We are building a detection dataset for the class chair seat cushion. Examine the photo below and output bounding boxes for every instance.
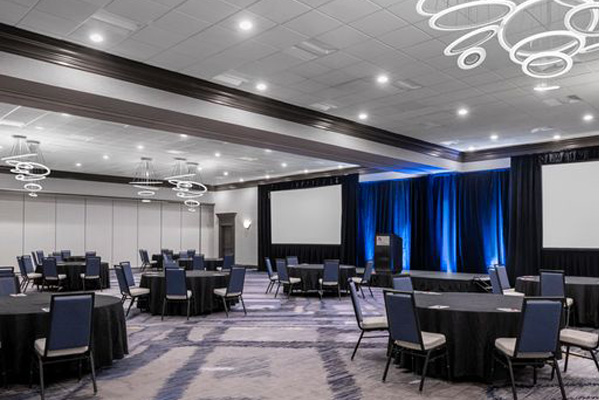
[45,274,66,281]
[395,331,446,351]
[130,287,150,297]
[361,316,388,330]
[495,338,552,358]
[351,276,363,284]
[270,274,278,281]
[503,289,524,297]
[166,290,192,300]
[318,278,338,286]
[282,277,301,284]
[214,288,242,298]
[27,272,43,279]
[80,273,100,279]
[560,329,599,349]
[34,338,88,358]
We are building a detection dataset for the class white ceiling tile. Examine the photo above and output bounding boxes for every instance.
[315,51,361,69]
[402,39,445,60]
[378,25,432,49]
[248,0,311,24]
[130,25,187,48]
[170,34,225,57]
[218,10,277,38]
[153,10,211,37]
[111,38,164,61]
[387,0,426,23]
[105,0,171,24]
[147,49,201,71]
[19,9,81,36]
[344,39,392,60]
[35,0,100,22]
[253,25,307,49]
[315,25,369,49]
[225,0,260,7]
[317,0,381,23]
[175,0,239,23]
[0,1,30,25]
[289,62,331,78]
[68,18,132,48]
[296,0,333,7]
[284,9,342,37]
[153,0,186,6]
[350,9,406,37]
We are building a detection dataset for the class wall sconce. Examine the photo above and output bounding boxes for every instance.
[243,219,252,230]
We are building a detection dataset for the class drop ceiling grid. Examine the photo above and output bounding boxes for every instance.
[0,0,597,152]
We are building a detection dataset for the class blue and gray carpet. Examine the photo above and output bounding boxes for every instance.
[3,270,598,399]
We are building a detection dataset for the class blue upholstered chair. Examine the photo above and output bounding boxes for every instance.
[162,268,193,320]
[214,267,247,317]
[192,255,205,271]
[540,270,573,325]
[80,256,101,291]
[164,260,179,269]
[493,298,566,400]
[319,259,341,300]
[187,249,196,258]
[178,251,188,260]
[264,257,278,294]
[286,256,299,266]
[85,251,96,258]
[41,257,66,291]
[495,265,523,296]
[115,263,149,317]
[51,252,63,262]
[138,249,156,271]
[489,267,503,295]
[18,255,42,292]
[348,279,388,360]
[560,328,599,372]
[222,254,234,270]
[274,258,301,298]
[383,291,449,391]
[351,260,374,298]
[0,274,18,296]
[392,275,414,292]
[30,293,96,400]
[31,251,40,268]
[60,250,71,260]
[0,267,14,277]
[162,252,173,265]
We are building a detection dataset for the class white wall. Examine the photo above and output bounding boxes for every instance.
[212,187,258,266]
[0,191,206,267]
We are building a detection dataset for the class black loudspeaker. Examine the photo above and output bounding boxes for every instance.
[374,233,402,274]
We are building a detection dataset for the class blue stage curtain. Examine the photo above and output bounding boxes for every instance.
[358,179,412,269]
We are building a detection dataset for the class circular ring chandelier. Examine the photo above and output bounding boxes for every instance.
[1,136,51,197]
[165,159,207,212]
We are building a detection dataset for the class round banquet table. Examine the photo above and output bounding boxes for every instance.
[371,270,489,292]
[35,261,110,291]
[400,292,523,380]
[0,292,128,383]
[139,270,230,316]
[287,264,356,293]
[515,275,599,328]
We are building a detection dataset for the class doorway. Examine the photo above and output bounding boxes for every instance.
[217,213,236,259]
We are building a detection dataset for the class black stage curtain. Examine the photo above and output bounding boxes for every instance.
[507,146,599,280]
[257,174,359,270]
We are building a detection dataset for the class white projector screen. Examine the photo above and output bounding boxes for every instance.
[542,161,599,248]
[271,185,342,245]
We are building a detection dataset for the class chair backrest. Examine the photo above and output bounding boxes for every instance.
[23,255,35,274]
[489,267,503,294]
[227,267,246,295]
[192,255,205,270]
[85,251,96,257]
[114,266,130,296]
[540,270,566,297]
[85,256,101,277]
[163,253,173,263]
[384,291,423,350]
[515,298,562,357]
[363,260,374,281]
[393,275,413,291]
[222,254,234,270]
[60,250,71,259]
[275,259,289,281]
[496,265,511,290]
[0,275,18,296]
[42,257,59,279]
[323,259,340,283]
[31,251,39,267]
[265,257,275,278]
[17,256,27,277]
[348,279,364,325]
[46,293,94,356]
[164,260,178,269]
[187,249,196,258]
[52,252,63,262]
[165,268,187,298]
[0,267,15,277]
[179,251,188,259]
[139,249,147,264]
[35,250,45,266]
[119,261,135,286]
[286,256,299,266]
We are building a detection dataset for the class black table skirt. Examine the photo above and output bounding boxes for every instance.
[401,292,522,380]
[0,292,128,383]
[288,264,356,293]
[151,255,222,271]
[371,270,489,293]
[139,271,230,316]
[35,262,110,291]
[515,276,599,328]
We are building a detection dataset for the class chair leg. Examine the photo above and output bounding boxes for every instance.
[38,357,45,400]
[265,281,272,294]
[186,299,191,320]
[445,347,451,380]
[533,365,537,385]
[288,283,294,298]
[382,351,394,382]
[419,350,431,392]
[318,284,323,300]
[337,285,341,301]
[126,298,135,317]
[506,356,517,400]
[563,345,570,372]
[89,351,98,394]
[351,331,364,360]
[222,297,229,317]
[358,284,365,299]
[78,359,82,381]
[552,357,567,400]
[240,295,247,315]
[274,282,281,298]
[82,279,85,291]
[161,299,166,321]
[367,283,373,297]
[590,350,599,370]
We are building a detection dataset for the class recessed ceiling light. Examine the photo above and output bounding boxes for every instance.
[238,20,253,31]
[490,134,499,140]
[214,152,221,157]
[239,178,245,182]
[264,149,272,153]
[358,112,368,120]
[34,126,44,130]
[265,174,270,179]
[337,165,343,169]
[304,169,309,174]
[457,108,469,117]
[102,155,109,160]
[180,134,188,138]
[553,134,561,140]
[60,113,70,117]
[534,84,560,92]
[281,162,287,168]
[75,163,82,167]
[583,114,594,122]
[376,74,389,84]
[223,171,229,176]
[141,199,151,203]
[137,145,144,150]
[197,166,203,171]
[255,82,267,91]
[467,146,475,151]
[89,33,104,43]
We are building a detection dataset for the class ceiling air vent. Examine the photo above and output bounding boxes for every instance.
[394,79,423,91]
[310,102,338,112]
[212,72,249,87]
[566,94,582,103]
[293,39,337,58]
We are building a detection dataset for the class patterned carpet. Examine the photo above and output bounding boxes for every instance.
[3,270,598,400]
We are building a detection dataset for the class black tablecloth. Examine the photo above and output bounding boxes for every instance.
[151,255,222,271]
[287,264,356,292]
[0,292,128,383]
[35,262,110,291]
[405,292,523,380]
[515,276,599,328]
[372,270,489,292]
[139,271,230,316]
